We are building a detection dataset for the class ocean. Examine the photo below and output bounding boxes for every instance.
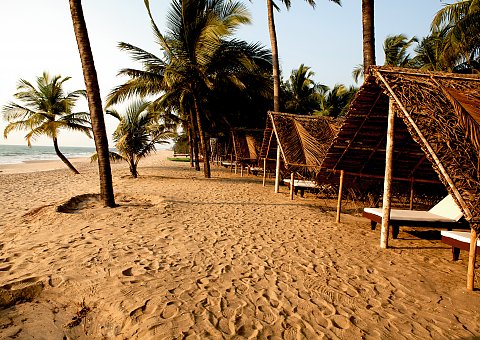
[0,144,97,164]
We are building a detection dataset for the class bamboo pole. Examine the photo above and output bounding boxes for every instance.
[409,178,414,210]
[274,146,281,193]
[380,98,396,249]
[290,172,295,200]
[467,228,478,291]
[262,158,267,187]
[336,170,345,223]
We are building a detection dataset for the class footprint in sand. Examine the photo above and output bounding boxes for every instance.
[330,314,351,330]
[161,301,180,319]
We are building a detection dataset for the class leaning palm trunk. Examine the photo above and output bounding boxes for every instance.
[362,0,376,75]
[53,137,80,174]
[193,97,211,178]
[69,0,115,207]
[267,0,281,112]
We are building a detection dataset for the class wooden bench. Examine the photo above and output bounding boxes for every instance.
[441,230,480,261]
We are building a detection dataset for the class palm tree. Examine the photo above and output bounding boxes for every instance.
[2,72,91,174]
[265,0,341,112]
[411,28,450,71]
[102,100,176,178]
[362,0,376,74]
[353,34,417,82]
[431,0,480,72]
[316,84,357,118]
[383,34,418,67]
[108,0,272,178]
[282,64,327,114]
[69,0,115,207]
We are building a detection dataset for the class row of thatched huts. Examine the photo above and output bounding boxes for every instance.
[218,66,480,291]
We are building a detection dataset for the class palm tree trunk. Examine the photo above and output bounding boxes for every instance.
[189,109,201,171]
[69,0,115,207]
[53,138,80,174]
[267,0,281,112]
[193,96,211,178]
[129,160,138,178]
[186,125,194,168]
[362,0,376,75]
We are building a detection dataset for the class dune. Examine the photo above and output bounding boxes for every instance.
[0,150,479,339]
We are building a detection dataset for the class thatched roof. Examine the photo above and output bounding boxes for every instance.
[263,112,341,170]
[318,66,480,227]
[231,128,264,162]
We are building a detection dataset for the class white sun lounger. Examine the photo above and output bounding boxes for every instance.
[283,179,318,197]
[441,230,480,260]
[363,195,466,238]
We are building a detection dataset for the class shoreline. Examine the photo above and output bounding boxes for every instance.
[0,157,92,174]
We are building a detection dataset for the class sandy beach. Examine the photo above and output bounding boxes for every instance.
[0,150,479,339]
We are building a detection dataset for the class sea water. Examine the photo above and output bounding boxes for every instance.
[0,144,97,164]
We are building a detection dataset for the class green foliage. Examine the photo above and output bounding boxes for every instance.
[106,99,176,177]
[281,64,328,115]
[2,72,91,145]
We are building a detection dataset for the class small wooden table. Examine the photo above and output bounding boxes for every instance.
[441,231,480,261]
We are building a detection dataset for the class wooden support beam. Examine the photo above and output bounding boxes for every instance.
[380,98,396,249]
[409,178,414,210]
[274,146,281,193]
[336,170,345,223]
[290,172,295,200]
[467,228,478,291]
[262,158,267,187]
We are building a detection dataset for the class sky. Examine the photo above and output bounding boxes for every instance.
[0,0,446,147]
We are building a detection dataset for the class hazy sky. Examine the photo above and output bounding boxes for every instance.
[0,0,445,147]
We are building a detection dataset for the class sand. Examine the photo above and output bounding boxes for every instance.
[0,150,479,339]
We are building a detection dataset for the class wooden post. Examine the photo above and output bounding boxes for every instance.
[234,162,237,174]
[409,178,414,210]
[467,228,478,291]
[380,98,396,249]
[290,172,295,200]
[336,170,345,223]
[262,158,267,187]
[274,147,281,193]
[240,164,243,177]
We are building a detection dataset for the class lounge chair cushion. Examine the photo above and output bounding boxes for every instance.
[363,194,463,223]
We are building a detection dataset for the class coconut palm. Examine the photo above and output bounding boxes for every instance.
[362,0,376,74]
[316,84,357,118]
[2,72,91,174]
[431,0,480,72]
[265,0,341,112]
[383,34,418,67]
[282,64,328,115]
[108,0,272,178]
[69,0,115,207]
[411,28,450,71]
[101,100,176,178]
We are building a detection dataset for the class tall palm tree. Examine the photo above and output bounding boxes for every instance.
[362,0,375,75]
[108,0,272,178]
[265,0,341,112]
[2,72,91,174]
[69,0,115,207]
[103,100,176,178]
[431,0,480,72]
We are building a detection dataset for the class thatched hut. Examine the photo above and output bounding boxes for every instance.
[318,66,480,290]
[261,112,341,193]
